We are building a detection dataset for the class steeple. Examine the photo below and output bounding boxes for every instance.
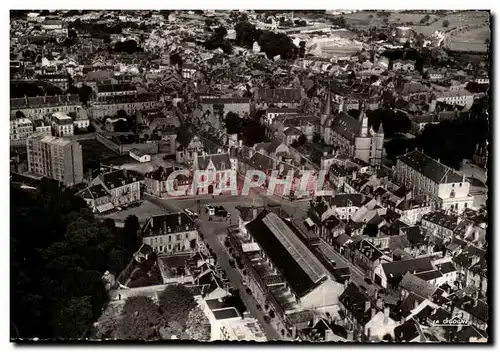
[322,82,332,116]
[377,122,384,135]
[359,101,368,137]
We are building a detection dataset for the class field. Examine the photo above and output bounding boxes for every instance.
[412,10,490,36]
[342,11,441,29]
[446,26,490,53]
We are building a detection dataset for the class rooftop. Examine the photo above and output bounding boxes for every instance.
[397,150,463,184]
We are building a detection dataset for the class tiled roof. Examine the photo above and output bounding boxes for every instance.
[400,272,438,298]
[100,169,141,190]
[382,257,434,283]
[339,282,372,326]
[397,150,463,184]
[422,211,458,231]
[142,212,196,236]
[330,112,361,142]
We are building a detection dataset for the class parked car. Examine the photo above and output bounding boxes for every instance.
[205,204,215,216]
[228,259,236,268]
[242,280,247,286]
[184,208,198,219]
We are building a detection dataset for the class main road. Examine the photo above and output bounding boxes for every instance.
[144,193,282,340]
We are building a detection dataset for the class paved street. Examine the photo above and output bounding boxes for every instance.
[144,193,281,340]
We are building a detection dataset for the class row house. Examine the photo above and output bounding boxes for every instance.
[430,90,475,112]
[274,114,320,143]
[394,198,433,225]
[421,210,459,239]
[10,94,82,120]
[255,88,302,109]
[345,239,392,277]
[373,257,434,289]
[76,184,113,213]
[91,93,159,119]
[339,282,398,341]
[141,212,200,255]
[96,82,137,98]
[175,131,205,165]
[451,294,488,331]
[200,97,251,119]
[394,150,474,213]
[36,73,69,91]
[265,107,301,126]
[392,59,416,72]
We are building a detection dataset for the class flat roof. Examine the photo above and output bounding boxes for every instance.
[212,308,240,320]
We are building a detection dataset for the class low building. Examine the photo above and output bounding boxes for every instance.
[141,212,199,255]
[144,166,191,198]
[10,94,82,120]
[421,210,459,238]
[373,257,434,289]
[129,148,152,163]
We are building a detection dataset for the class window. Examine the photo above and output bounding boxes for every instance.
[176,234,181,241]
[459,183,462,187]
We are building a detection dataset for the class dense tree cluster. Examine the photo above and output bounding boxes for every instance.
[385,101,489,169]
[225,111,266,146]
[11,182,134,339]
[11,81,63,98]
[204,25,233,55]
[366,108,412,138]
[113,39,144,54]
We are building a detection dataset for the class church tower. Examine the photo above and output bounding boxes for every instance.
[354,101,371,163]
[320,85,332,126]
[370,122,385,167]
[358,101,369,137]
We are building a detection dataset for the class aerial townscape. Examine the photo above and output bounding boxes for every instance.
[10,9,490,343]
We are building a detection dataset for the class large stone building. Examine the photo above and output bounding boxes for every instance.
[141,212,200,254]
[26,133,84,186]
[10,117,34,146]
[321,90,384,167]
[394,150,474,213]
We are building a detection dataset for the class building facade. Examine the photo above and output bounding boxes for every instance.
[26,134,84,186]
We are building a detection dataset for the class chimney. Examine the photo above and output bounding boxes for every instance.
[473,299,479,307]
[323,151,327,156]
[383,306,390,325]
[178,214,182,226]
[371,307,376,319]
[413,300,419,310]
[366,327,372,339]
[347,330,354,341]
[376,298,383,310]
[365,301,370,312]
[253,207,258,219]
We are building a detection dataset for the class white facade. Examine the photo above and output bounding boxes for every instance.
[10,118,34,144]
[50,112,74,137]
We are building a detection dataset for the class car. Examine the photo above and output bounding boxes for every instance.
[205,204,215,216]
[184,208,198,218]
[256,304,262,311]
[228,260,236,268]
[364,278,373,285]
[242,280,247,286]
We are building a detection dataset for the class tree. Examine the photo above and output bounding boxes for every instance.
[158,285,196,325]
[117,296,163,340]
[184,307,211,341]
[257,30,298,60]
[78,85,93,105]
[442,19,450,28]
[113,119,129,133]
[298,134,307,145]
[298,41,306,58]
[52,296,94,338]
[234,21,261,49]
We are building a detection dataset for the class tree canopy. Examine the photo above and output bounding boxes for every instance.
[158,284,197,326]
[117,296,164,340]
[11,181,130,339]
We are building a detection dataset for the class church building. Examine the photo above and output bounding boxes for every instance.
[321,89,384,167]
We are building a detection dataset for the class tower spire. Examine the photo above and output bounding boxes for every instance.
[322,81,332,116]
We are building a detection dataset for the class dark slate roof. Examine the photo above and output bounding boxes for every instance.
[391,292,424,322]
[145,166,175,181]
[402,226,426,246]
[397,150,463,184]
[354,239,385,262]
[382,257,434,283]
[142,212,196,237]
[331,112,361,142]
[394,320,420,342]
[422,211,458,231]
[328,193,365,208]
[339,282,372,326]
[453,296,488,322]
[248,152,274,173]
[450,325,486,342]
[400,272,438,298]
[78,184,109,199]
[414,269,443,282]
[212,308,240,320]
[97,83,136,93]
[245,210,324,297]
[100,169,141,190]
[197,153,231,171]
[436,262,457,274]
[175,129,194,148]
[257,88,301,103]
